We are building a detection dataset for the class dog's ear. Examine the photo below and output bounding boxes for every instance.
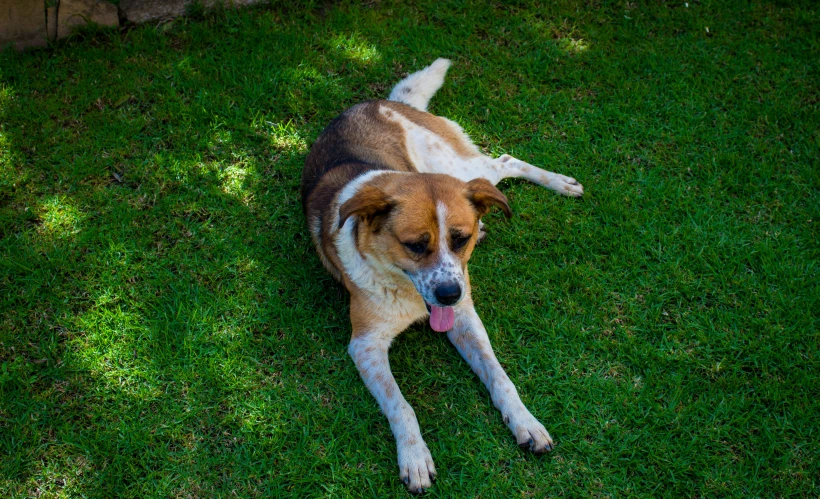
[465,178,512,218]
[339,185,394,230]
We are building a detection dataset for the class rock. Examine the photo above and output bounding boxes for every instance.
[1,0,270,50]
[0,0,48,50]
[119,0,266,25]
[57,0,120,39]
[119,0,185,24]
[195,0,267,7]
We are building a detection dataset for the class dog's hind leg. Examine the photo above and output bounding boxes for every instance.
[458,154,583,197]
[495,154,583,196]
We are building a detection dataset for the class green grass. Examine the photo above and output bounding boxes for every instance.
[1,0,818,497]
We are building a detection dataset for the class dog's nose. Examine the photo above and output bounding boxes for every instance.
[434,283,462,306]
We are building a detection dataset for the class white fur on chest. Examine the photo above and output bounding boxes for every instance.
[331,171,428,334]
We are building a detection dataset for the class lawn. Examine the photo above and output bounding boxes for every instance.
[1,0,818,497]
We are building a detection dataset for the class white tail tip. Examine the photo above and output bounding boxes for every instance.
[388,58,452,111]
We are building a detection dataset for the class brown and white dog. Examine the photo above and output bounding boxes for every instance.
[301,59,583,493]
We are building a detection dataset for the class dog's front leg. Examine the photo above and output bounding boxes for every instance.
[348,333,436,493]
[448,300,554,453]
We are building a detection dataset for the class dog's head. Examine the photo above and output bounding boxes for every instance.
[339,173,510,329]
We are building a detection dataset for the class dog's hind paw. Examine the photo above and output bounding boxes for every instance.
[549,174,584,198]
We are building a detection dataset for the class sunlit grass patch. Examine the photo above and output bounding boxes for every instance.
[329,33,381,64]
[0,130,8,163]
[264,120,308,153]
[70,307,163,399]
[558,38,590,54]
[218,163,255,202]
[229,397,287,436]
[0,87,22,191]
[0,130,14,186]
[209,127,233,149]
[37,195,86,239]
[19,452,92,499]
[0,85,12,113]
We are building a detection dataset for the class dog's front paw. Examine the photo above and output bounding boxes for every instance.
[398,441,437,494]
[505,411,554,454]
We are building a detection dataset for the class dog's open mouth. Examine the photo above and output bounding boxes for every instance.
[425,303,455,332]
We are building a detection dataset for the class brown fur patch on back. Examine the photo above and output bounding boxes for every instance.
[302,101,417,210]
[382,101,481,159]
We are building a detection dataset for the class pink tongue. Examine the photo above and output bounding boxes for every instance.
[429,305,455,332]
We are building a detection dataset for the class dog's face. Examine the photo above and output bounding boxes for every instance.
[339,173,511,308]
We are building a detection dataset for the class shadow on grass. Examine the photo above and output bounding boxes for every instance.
[0,7,403,497]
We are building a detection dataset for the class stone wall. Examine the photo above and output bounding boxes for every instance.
[1,0,264,51]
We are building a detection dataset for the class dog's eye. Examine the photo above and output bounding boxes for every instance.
[403,241,428,255]
[452,234,471,250]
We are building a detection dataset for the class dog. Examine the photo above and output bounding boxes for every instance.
[301,58,583,493]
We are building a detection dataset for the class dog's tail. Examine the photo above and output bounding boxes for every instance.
[388,58,451,112]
